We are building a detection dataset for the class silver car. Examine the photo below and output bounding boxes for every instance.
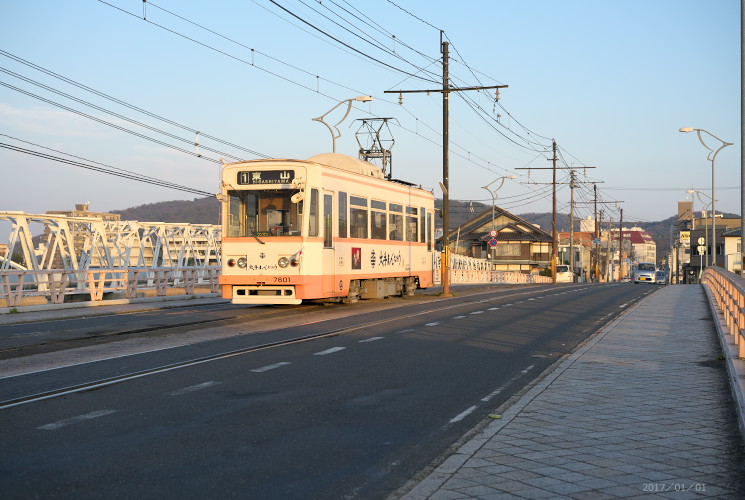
[633,263,656,284]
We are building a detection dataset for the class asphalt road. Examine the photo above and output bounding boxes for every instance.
[0,283,656,499]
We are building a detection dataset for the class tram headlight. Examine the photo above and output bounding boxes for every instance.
[227,259,236,267]
[278,257,290,268]
[289,248,303,267]
[236,257,247,269]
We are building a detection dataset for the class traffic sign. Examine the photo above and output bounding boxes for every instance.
[698,237,705,245]
[489,229,498,237]
[489,238,498,247]
[697,245,706,255]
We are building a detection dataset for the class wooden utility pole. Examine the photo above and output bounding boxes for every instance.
[569,170,576,278]
[551,141,558,283]
[594,184,599,282]
[385,40,508,297]
[618,208,624,281]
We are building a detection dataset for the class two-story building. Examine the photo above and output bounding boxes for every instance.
[441,206,553,274]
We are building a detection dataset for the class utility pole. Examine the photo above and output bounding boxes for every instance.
[552,141,558,283]
[569,170,576,279]
[618,208,624,281]
[386,39,508,297]
[598,209,604,281]
[606,215,613,282]
[594,184,599,282]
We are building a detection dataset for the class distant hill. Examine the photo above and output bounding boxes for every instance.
[110,196,730,261]
[111,196,219,224]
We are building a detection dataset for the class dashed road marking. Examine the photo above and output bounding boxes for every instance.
[251,362,291,373]
[449,405,478,423]
[470,311,484,315]
[359,337,384,343]
[425,322,440,326]
[167,381,220,396]
[38,410,117,430]
[314,347,346,356]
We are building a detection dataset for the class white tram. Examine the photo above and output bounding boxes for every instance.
[219,153,436,304]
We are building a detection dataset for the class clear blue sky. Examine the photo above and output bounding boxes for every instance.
[0,0,741,240]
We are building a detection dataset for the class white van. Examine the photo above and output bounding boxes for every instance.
[556,264,573,283]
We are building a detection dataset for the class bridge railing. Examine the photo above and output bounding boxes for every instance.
[0,267,221,307]
[434,253,552,285]
[701,266,745,358]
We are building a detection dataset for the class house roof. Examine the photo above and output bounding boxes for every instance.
[446,207,553,243]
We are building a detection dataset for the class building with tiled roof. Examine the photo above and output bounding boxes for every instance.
[441,206,553,274]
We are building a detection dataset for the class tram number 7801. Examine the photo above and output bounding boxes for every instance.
[273,276,291,283]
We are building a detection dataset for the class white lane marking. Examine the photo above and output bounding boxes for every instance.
[359,337,384,343]
[167,381,221,396]
[314,347,346,356]
[38,410,117,430]
[449,405,478,423]
[425,322,440,326]
[453,315,466,319]
[487,307,499,311]
[527,298,536,301]
[396,329,415,334]
[503,304,513,307]
[481,364,535,402]
[619,302,629,308]
[470,311,484,315]
[251,362,291,373]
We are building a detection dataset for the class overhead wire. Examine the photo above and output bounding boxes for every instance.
[0,138,213,197]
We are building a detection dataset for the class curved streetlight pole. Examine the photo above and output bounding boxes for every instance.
[687,189,713,268]
[680,128,733,268]
[313,96,373,153]
[481,175,517,269]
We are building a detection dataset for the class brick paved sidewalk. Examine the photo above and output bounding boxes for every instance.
[401,285,745,499]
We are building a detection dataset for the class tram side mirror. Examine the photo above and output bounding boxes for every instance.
[291,192,304,204]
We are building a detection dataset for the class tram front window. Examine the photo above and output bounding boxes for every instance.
[227,189,303,237]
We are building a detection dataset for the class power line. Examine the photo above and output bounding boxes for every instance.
[0,139,213,196]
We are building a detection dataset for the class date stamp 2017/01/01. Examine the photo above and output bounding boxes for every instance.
[643,483,706,493]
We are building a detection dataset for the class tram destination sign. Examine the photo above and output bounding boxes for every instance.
[237,170,295,185]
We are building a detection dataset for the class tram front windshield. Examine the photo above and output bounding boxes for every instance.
[227,189,303,237]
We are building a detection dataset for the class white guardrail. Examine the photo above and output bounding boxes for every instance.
[1,254,549,308]
[434,253,552,285]
[0,267,221,308]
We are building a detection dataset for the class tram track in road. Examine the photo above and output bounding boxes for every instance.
[0,292,542,410]
[0,283,650,411]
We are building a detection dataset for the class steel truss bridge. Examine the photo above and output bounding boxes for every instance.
[0,212,221,307]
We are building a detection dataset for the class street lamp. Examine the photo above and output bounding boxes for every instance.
[679,128,733,268]
[481,175,517,269]
[313,96,373,153]
[687,189,713,269]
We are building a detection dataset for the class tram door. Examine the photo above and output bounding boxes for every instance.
[322,192,336,293]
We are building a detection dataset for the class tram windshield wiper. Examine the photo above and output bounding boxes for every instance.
[250,227,265,245]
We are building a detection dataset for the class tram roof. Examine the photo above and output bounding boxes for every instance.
[307,153,385,180]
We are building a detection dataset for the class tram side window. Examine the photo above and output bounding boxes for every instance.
[389,203,403,241]
[309,189,319,237]
[406,206,418,242]
[227,193,242,237]
[339,192,348,238]
[350,196,368,239]
[323,193,333,247]
[427,211,432,251]
[420,208,426,243]
[371,200,387,240]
